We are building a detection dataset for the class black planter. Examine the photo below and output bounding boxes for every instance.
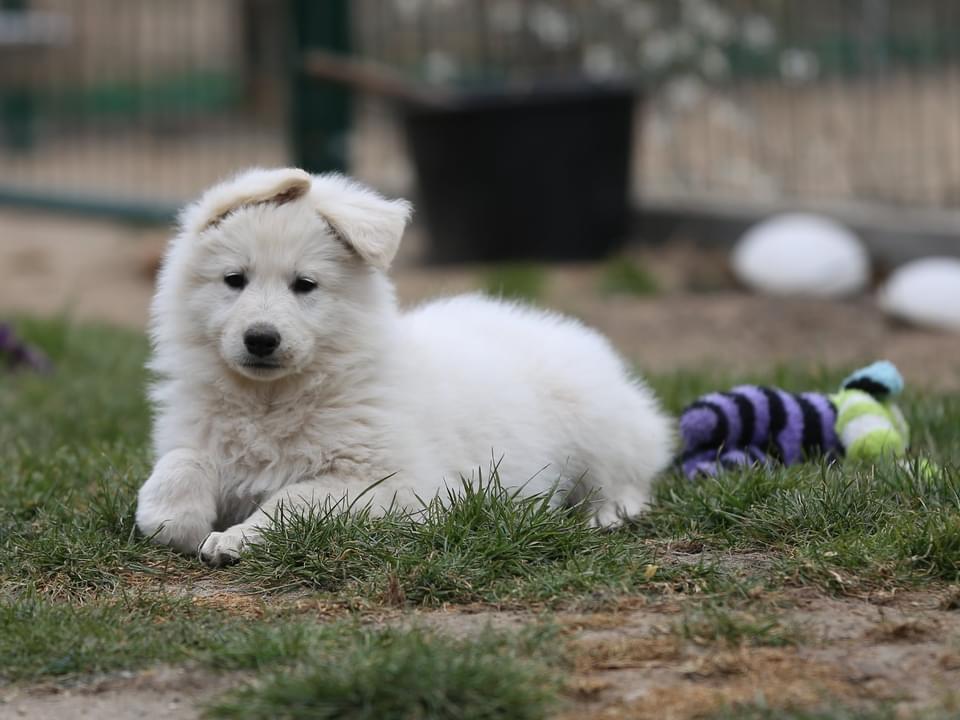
[403,83,635,263]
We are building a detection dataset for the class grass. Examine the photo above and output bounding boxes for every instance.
[2,315,960,717]
[640,459,960,590]
[482,257,660,303]
[207,625,559,720]
[0,315,151,450]
[228,476,721,605]
[677,604,799,647]
[3,316,958,606]
[0,592,245,682]
[481,263,547,303]
[599,256,659,296]
[0,317,182,599]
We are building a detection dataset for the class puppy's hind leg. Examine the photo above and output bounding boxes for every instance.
[557,463,651,529]
[588,483,651,529]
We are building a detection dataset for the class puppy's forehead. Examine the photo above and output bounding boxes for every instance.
[204,202,345,269]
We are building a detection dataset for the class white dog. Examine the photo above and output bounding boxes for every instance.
[135,168,674,566]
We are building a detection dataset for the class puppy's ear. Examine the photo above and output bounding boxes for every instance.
[182,167,312,236]
[310,174,412,271]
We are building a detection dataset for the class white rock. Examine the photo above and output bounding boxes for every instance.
[879,257,960,332]
[731,213,870,297]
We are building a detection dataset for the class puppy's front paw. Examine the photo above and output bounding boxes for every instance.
[198,528,250,567]
[137,449,217,555]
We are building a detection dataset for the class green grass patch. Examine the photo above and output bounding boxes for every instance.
[640,460,960,591]
[207,625,559,720]
[481,263,547,303]
[3,479,159,597]
[677,604,799,648]
[0,315,150,451]
[0,593,245,682]
[599,256,659,297]
[228,476,720,605]
[3,316,960,608]
[0,317,189,598]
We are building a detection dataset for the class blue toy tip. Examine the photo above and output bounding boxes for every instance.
[841,360,903,397]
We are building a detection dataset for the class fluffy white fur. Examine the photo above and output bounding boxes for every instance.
[136,168,675,566]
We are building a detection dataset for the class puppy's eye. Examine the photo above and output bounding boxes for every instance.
[224,272,247,290]
[292,276,317,294]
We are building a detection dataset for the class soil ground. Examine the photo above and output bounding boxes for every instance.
[4,571,960,719]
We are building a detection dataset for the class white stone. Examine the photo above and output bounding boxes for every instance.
[879,257,960,332]
[731,213,870,297]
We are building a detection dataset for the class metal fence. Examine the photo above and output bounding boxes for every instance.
[1,0,959,220]
[0,0,289,218]
[354,0,960,211]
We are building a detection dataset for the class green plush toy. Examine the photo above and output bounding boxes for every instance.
[679,361,932,478]
[832,362,910,463]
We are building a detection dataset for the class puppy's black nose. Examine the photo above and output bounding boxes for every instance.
[243,325,281,357]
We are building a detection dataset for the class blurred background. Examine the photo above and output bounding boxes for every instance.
[2,0,959,383]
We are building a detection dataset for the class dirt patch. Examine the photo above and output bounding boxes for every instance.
[571,636,685,672]
[0,211,165,329]
[0,666,246,720]
[560,649,866,720]
[553,590,960,719]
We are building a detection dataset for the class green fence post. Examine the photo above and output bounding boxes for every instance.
[1,0,35,151]
[289,0,351,173]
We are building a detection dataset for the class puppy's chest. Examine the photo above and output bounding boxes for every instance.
[206,404,344,496]
[211,406,321,456]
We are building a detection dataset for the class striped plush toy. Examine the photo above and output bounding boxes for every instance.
[678,361,911,479]
[0,323,51,374]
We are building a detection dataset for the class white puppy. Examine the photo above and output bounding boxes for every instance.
[136,168,674,566]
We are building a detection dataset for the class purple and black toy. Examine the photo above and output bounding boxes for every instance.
[679,386,840,478]
[0,323,52,373]
[677,361,910,479]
